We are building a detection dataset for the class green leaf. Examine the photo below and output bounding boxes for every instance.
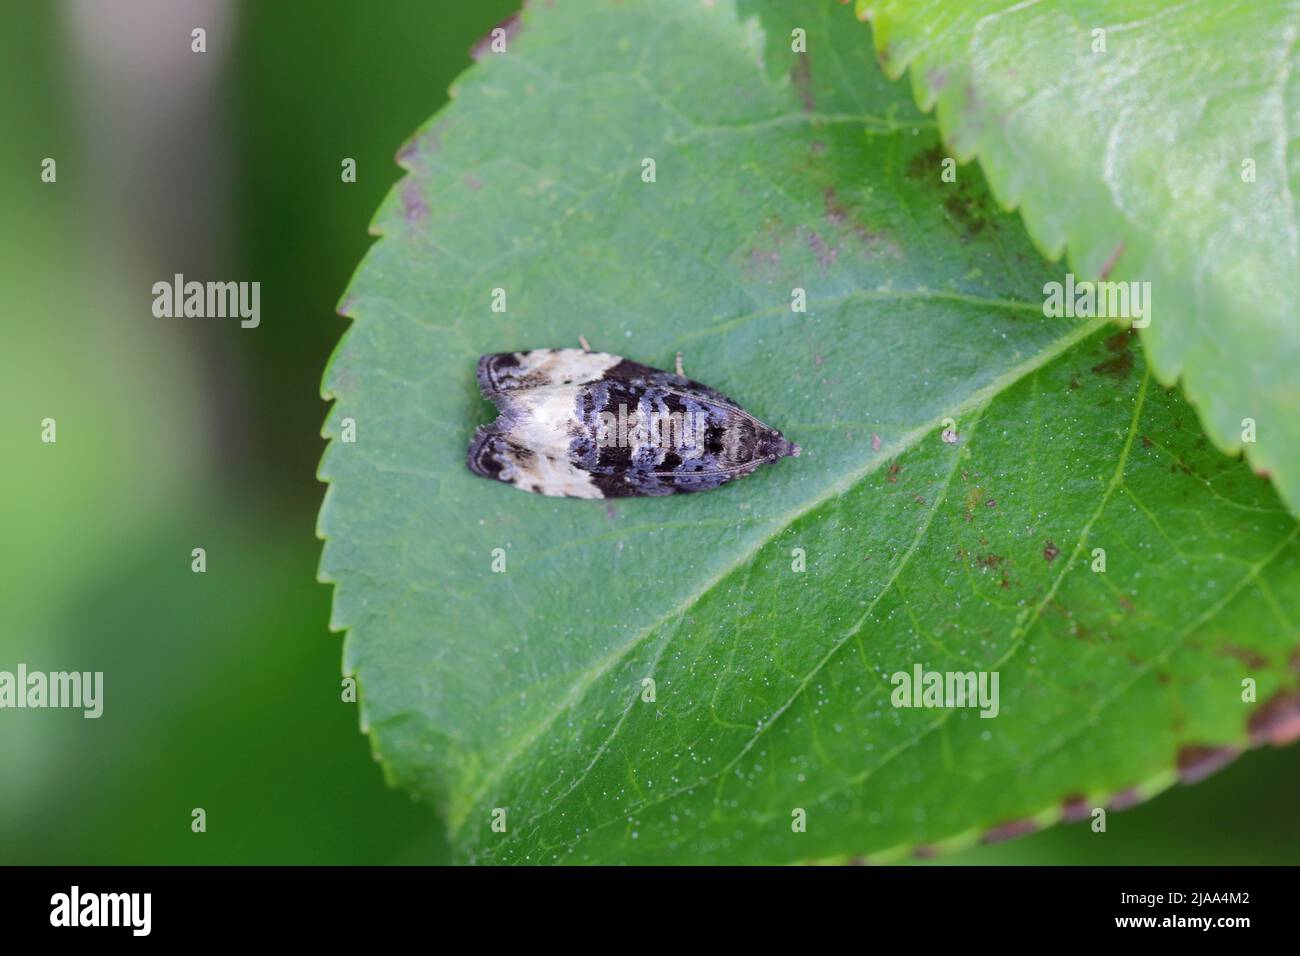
[318,0,1300,864]
[855,0,1300,516]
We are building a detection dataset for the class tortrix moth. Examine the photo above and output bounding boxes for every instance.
[467,348,800,498]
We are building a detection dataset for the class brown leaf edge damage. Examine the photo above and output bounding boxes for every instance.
[818,687,1300,865]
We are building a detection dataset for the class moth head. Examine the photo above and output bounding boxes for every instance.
[757,426,801,462]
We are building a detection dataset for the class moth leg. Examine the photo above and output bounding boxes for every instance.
[675,351,685,377]
[578,334,592,352]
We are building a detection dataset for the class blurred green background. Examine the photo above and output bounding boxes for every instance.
[2,0,1297,865]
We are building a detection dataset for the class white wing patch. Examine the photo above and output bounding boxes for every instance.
[496,438,602,499]
[484,348,620,391]
[501,384,585,461]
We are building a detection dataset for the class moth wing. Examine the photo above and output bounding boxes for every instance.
[478,350,751,417]
[466,424,603,499]
[600,359,769,432]
[476,349,623,397]
[668,382,745,413]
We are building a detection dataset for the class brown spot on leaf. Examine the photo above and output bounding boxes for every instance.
[943,192,987,237]
[1248,690,1300,746]
[982,818,1039,844]
[402,181,429,223]
[396,121,446,168]
[906,144,945,181]
[1043,540,1060,562]
[887,461,901,483]
[1221,644,1268,669]
[1108,787,1143,811]
[1091,330,1134,380]
[791,51,814,112]
[822,186,847,226]
[396,139,420,168]
[806,229,837,268]
[1177,744,1239,784]
[1106,329,1132,351]
[1060,795,1092,822]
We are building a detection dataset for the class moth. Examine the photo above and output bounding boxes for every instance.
[467,347,800,498]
